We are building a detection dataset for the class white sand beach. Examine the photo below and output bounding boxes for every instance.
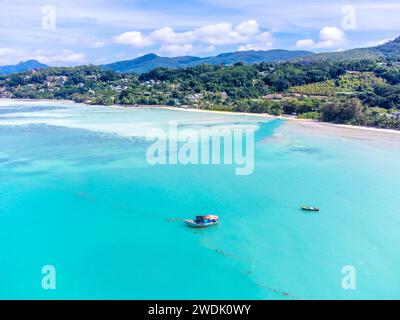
[1,98,400,137]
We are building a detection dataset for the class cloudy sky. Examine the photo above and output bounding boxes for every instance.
[0,0,399,66]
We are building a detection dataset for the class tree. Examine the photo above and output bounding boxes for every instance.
[321,98,361,123]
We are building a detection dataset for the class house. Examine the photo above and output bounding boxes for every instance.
[387,111,400,119]
[188,93,202,103]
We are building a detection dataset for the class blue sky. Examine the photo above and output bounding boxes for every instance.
[0,0,399,66]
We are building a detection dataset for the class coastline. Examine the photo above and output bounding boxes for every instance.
[159,106,400,136]
[0,98,74,104]
[1,98,400,136]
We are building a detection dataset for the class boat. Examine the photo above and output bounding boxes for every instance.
[301,206,320,212]
[185,215,219,228]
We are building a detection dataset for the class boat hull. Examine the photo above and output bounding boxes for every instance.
[185,220,219,228]
[301,207,320,212]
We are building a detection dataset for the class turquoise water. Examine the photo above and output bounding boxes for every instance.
[1,100,400,299]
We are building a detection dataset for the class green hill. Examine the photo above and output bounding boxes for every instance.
[102,54,202,73]
[298,37,400,63]
[289,71,386,96]
[0,60,48,75]
[102,50,314,73]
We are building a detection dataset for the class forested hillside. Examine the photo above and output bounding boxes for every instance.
[1,50,400,129]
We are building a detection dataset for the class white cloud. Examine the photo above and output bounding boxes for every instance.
[158,44,194,56]
[1,0,400,66]
[238,43,272,51]
[194,20,261,45]
[295,39,316,48]
[114,20,273,53]
[0,48,17,64]
[234,20,259,36]
[238,31,273,51]
[115,31,153,47]
[150,27,195,45]
[204,0,400,33]
[295,26,346,49]
[42,50,86,64]
[319,26,345,43]
[158,44,215,56]
[0,48,85,65]
[365,38,394,47]
[194,22,246,45]
[92,41,105,48]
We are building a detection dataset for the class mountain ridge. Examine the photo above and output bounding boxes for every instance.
[102,49,314,73]
[102,37,400,73]
[0,59,48,75]
[297,36,400,63]
[2,37,400,76]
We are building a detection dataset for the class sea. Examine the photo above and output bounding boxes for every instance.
[0,100,399,299]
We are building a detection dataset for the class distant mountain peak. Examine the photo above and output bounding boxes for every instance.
[0,59,47,75]
[19,59,42,65]
[140,53,159,60]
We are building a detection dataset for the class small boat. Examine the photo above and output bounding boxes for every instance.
[185,215,219,228]
[301,206,320,212]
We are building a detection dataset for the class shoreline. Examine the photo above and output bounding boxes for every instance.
[0,98,74,104]
[1,98,400,136]
[159,106,400,136]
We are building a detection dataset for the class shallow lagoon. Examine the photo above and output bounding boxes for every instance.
[0,100,399,299]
